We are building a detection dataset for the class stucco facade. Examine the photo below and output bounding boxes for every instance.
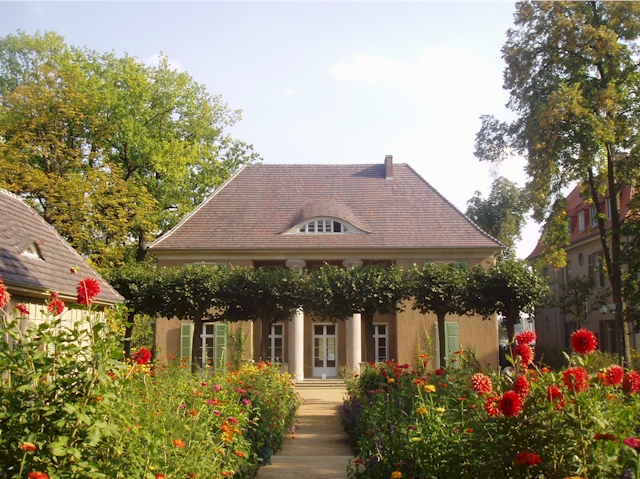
[150,158,503,379]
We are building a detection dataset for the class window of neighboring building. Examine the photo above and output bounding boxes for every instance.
[22,242,43,260]
[588,251,606,288]
[599,320,617,354]
[578,210,586,231]
[605,197,612,220]
[566,260,572,279]
[298,218,351,234]
[590,205,598,227]
[269,323,284,363]
[373,324,388,362]
[567,216,573,235]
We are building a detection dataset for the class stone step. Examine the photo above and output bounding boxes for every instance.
[295,379,346,388]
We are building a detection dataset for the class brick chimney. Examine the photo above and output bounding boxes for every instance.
[385,155,393,180]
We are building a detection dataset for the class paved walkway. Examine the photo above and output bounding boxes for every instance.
[255,386,353,479]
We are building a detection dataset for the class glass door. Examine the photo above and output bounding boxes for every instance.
[313,324,337,377]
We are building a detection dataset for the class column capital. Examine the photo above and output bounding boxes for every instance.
[342,258,363,269]
[285,259,306,271]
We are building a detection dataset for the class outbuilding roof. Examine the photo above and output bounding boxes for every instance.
[150,160,502,253]
[0,189,123,304]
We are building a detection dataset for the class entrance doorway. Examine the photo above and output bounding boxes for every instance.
[313,324,337,377]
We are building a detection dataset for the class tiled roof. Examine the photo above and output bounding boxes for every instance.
[527,184,633,260]
[0,189,123,304]
[150,162,502,253]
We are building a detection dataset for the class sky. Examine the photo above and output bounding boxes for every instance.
[1,1,542,258]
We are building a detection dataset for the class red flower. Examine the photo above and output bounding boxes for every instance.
[513,375,530,398]
[484,395,501,417]
[594,433,617,441]
[173,439,185,448]
[498,390,523,417]
[28,473,49,479]
[235,450,246,457]
[514,343,534,366]
[570,328,598,355]
[515,330,537,346]
[514,451,542,466]
[0,278,10,309]
[563,367,590,392]
[188,474,197,478]
[623,371,640,394]
[155,475,165,479]
[624,437,640,450]
[133,347,152,365]
[471,373,493,395]
[14,304,29,316]
[546,385,564,410]
[604,365,624,386]
[47,292,65,316]
[77,277,101,306]
[435,368,444,376]
[19,442,37,451]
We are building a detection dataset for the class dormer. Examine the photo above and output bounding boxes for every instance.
[282,199,369,235]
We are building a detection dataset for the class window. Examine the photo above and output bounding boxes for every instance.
[567,216,573,235]
[201,322,227,369]
[605,197,612,220]
[298,219,350,234]
[269,323,284,363]
[22,242,43,260]
[373,324,388,362]
[578,210,586,231]
[590,205,598,227]
[588,251,606,288]
[599,320,617,354]
[566,260,572,279]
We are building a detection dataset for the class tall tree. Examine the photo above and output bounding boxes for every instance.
[474,2,640,365]
[553,275,610,326]
[466,176,528,259]
[0,31,260,268]
[306,263,410,363]
[467,259,550,344]
[410,262,468,368]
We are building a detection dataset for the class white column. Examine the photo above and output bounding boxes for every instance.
[289,308,305,382]
[347,313,362,373]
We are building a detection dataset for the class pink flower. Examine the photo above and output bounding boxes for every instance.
[77,277,101,305]
[624,437,640,450]
[213,385,223,392]
[228,417,239,425]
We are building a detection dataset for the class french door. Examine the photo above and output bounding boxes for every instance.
[313,324,337,377]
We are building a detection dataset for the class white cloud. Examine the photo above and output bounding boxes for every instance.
[145,53,182,72]
[331,48,499,109]
[285,87,297,97]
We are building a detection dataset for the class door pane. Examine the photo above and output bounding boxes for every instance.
[314,325,323,335]
[326,324,335,335]
[327,337,336,367]
[314,338,324,367]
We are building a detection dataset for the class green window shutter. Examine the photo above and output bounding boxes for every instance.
[445,322,460,369]
[434,322,460,369]
[180,323,194,361]
[456,262,469,272]
[214,323,227,371]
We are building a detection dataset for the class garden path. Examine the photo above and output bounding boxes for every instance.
[255,384,353,479]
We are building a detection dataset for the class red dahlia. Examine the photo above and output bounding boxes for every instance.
[14,304,29,316]
[513,375,530,398]
[606,365,624,386]
[0,278,10,309]
[546,384,564,410]
[514,451,542,466]
[133,347,152,365]
[515,330,537,346]
[77,277,101,306]
[471,373,493,395]
[47,292,65,316]
[514,343,534,366]
[499,390,523,417]
[563,366,590,392]
[570,328,598,355]
[623,371,640,394]
[484,395,501,417]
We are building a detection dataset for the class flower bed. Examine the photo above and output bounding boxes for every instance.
[341,330,640,479]
[0,276,300,479]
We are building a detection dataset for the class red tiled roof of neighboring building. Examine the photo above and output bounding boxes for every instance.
[527,184,633,260]
[150,162,503,253]
[0,189,123,304]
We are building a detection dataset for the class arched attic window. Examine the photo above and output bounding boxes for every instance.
[22,242,43,260]
[298,218,351,234]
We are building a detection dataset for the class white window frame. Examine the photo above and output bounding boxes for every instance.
[578,210,586,231]
[590,205,598,227]
[373,323,388,362]
[605,197,612,220]
[269,323,284,363]
[297,218,350,234]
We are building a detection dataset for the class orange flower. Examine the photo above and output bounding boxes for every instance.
[235,451,246,458]
[189,409,198,416]
[188,474,197,478]
[19,442,37,451]
[155,475,165,479]
[173,439,185,448]
[28,473,49,479]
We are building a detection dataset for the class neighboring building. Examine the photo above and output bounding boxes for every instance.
[0,188,123,326]
[528,184,638,354]
[149,156,503,380]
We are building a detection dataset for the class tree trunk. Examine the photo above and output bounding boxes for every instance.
[437,313,446,369]
[123,313,135,359]
[260,319,271,361]
[362,313,375,363]
[191,315,204,372]
[136,229,147,263]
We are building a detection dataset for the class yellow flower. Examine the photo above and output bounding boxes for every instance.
[387,377,395,383]
[416,406,428,415]
[435,407,445,413]
[411,437,422,442]
[423,384,436,393]
[391,472,403,479]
